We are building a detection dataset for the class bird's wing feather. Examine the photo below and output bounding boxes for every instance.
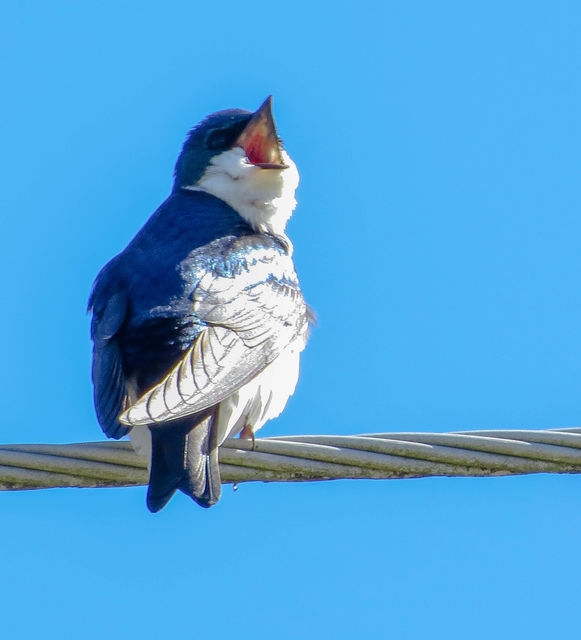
[120,248,307,427]
[90,285,131,439]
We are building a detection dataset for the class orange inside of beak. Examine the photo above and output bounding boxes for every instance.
[236,100,286,168]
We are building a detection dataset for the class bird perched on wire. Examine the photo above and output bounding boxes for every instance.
[89,97,311,512]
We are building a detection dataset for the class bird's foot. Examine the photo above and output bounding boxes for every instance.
[239,425,256,451]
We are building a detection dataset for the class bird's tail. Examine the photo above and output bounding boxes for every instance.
[146,413,222,512]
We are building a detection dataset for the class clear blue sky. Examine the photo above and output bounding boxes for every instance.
[1,1,580,638]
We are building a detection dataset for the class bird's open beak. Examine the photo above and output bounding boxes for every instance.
[236,96,288,169]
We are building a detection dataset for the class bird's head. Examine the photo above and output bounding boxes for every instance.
[174,96,299,237]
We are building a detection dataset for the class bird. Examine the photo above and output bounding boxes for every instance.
[88,96,311,512]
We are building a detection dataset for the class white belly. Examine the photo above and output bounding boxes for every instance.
[129,343,302,462]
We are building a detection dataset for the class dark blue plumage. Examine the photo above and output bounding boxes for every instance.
[174,110,252,189]
[90,191,249,429]
[89,98,309,512]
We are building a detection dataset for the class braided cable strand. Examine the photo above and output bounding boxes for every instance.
[1,428,581,491]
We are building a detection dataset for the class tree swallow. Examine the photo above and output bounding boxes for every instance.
[89,97,310,512]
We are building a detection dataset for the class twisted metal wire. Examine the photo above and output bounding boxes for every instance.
[1,427,581,491]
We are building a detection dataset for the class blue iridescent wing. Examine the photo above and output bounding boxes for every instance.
[89,282,131,439]
[120,242,308,427]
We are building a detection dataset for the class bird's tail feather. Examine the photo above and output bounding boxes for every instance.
[146,413,221,513]
[181,415,222,508]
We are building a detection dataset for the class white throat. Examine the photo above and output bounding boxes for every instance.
[184,147,300,237]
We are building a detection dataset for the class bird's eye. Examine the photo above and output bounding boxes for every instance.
[205,128,233,150]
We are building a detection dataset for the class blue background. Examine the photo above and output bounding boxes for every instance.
[1,1,580,638]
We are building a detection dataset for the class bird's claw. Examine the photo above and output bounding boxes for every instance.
[239,425,256,451]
